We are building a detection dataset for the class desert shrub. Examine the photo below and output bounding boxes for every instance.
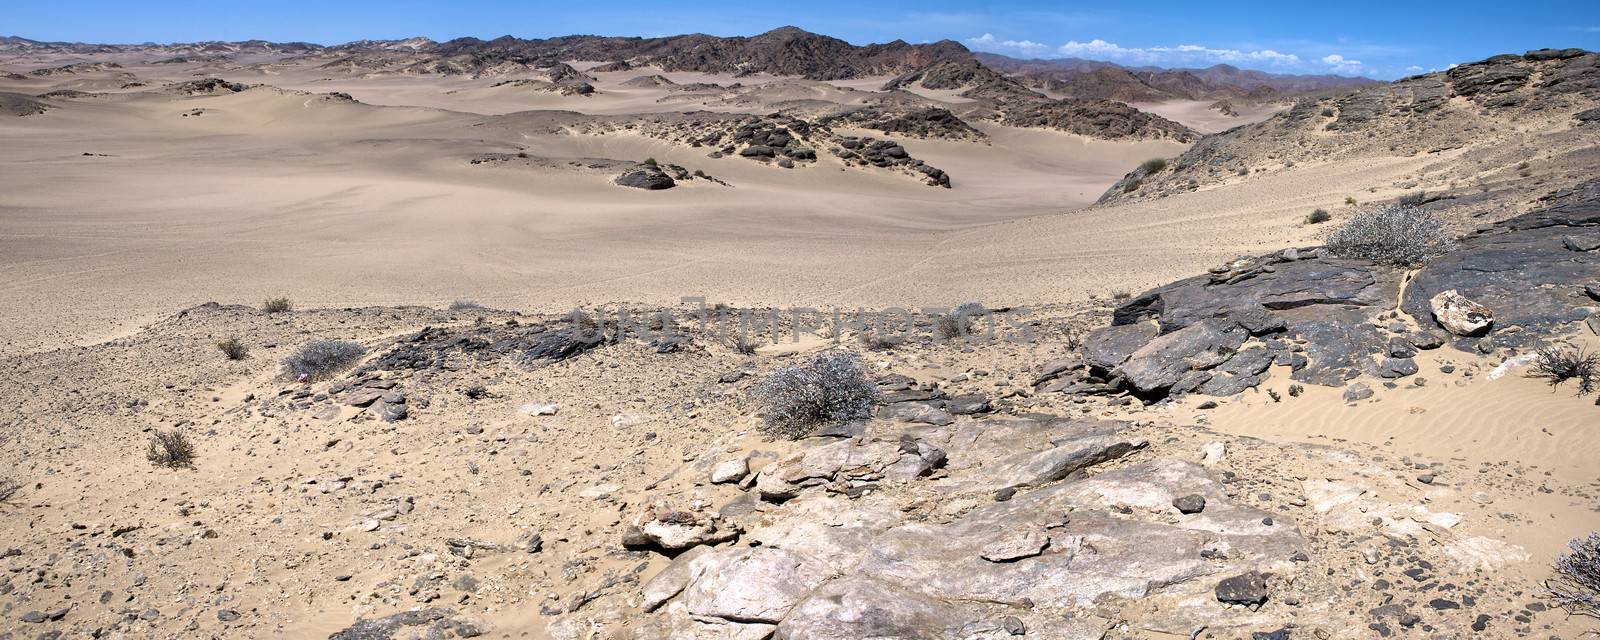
[262,297,292,313]
[642,157,657,166]
[283,339,365,381]
[1325,205,1455,266]
[1139,158,1167,173]
[693,169,706,178]
[937,302,986,339]
[857,331,903,351]
[751,352,878,440]
[1122,178,1142,193]
[1548,532,1600,618]
[1397,190,1427,207]
[1111,290,1134,300]
[0,477,20,503]
[1237,166,1250,176]
[147,430,196,468]
[1345,196,1358,206]
[1320,107,1335,117]
[728,333,759,355]
[216,336,248,360]
[1528,346,1598,395]
[1306,208,1332,224]
[449,300,483,311]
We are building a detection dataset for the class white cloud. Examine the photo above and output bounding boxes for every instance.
[967,34,1302,68]
[1405,65,1424,72]
[1318,53,1369,72]
[965,33,1054,58]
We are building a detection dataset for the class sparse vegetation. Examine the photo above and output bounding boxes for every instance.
[1123,178,1142,193]
[146,430,196,468]
[1306,208,1332,224]
[1345,196,1358,206]
[0,477,20,503]
[693,169,706,178]
[937,302,986,339]
[283,339,365,381]
[262,297,292,313]
[751,352,878,440]
[857,331,904,351]
[642,157,657,166]
[728,333,760,355]
[1547,532,1600,618]
[1139,158,1167,174]
[1111,290,1134,301]
[1397,190,1427,207]
[1528,346,1598,395]
[1320,107,1335,117]
[216,336,248,360]
[449,300,483,311]
[1325,204,1455,266]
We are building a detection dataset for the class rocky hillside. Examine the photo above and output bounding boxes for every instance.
[1098,49,1600,211]
[977,52,1378,102]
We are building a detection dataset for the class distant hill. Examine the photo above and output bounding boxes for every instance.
[975,51,1378,102]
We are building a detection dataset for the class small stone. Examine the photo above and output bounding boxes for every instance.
[1417,473,1435,484]
[1172,494,1207,514]
[520,403,559,416]
[1343,383,1374,402]
[1430,290,1493,336]
[1215,571,1269,605]
[1002,616,1025,635]
[709,457,749,484]
[217,609,241,622]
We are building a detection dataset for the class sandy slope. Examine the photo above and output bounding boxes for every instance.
[0,81,1189,357]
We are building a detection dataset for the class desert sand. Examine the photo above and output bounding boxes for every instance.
[1,37,1598,640]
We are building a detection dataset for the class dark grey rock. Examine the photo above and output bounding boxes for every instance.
[614,166,676,190]
[1081,322,1159,371]
[1564,235,1600,251]
[1343,383,1375,402]
[1378,358,1419,378]
[1114,318,1248,394]
[1173,494,1207,514]
[1215,571,1269,606]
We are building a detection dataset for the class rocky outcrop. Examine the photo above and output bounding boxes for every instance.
[818,106,986,141]
[614,165,676,190]
[995,98,1198,142]
[641,414,1302,637]
[1080,182,1600,399]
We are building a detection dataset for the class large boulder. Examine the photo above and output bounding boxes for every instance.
[615,166,677,190]
[1113,318,1249,394]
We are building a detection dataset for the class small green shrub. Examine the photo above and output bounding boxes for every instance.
[1139,158,1167,173]
[216,336,248,360]
[1397,191,1427,207]
[147,431,196,468]
[262,297,292,313]
[642,157,657,166]
[1306,209,1332,224]
[1345,196,1358,206]
[1320,107,1335,117]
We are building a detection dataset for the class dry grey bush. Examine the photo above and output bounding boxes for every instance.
[283,339,365,381]
[937,302,987,340]
[1548,532,1600,618]
[147,430,196,468]
[449,300,483,311]
[0,477,20,503]
[262,297,292,313]
[1326,204,1455,266]
[1529,346,1598,395]
[216,336,248,360]
[752,352,878,440]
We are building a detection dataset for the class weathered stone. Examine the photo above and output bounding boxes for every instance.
[710,457,750,484]
[879,401,954,425]
[1427,290,1493,336]
[1215,571,1269,606]
[1343,383,1374,402]
[1082,322,1159,371]
[1563,234,1600,251]
[1173,494,1207,514]
[683,547,831,623]
[640,544,712,611]
[776,576,981,639]
[1378,357,1419,378]
[1114,319,1248,394]
[979,529,1050,562]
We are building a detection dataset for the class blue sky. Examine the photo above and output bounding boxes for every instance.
[8,1,1598,79]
